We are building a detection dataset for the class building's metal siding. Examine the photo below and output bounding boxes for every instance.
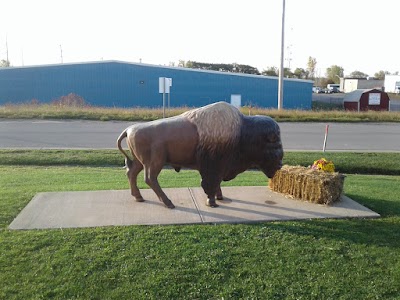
[0,61,312,109]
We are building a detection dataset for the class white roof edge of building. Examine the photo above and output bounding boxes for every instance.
[1,60,314,83]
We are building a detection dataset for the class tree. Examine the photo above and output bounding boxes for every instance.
[178,60,186,67]
[348,70,368,78]
[318,77,330,89]
[262,66,278,77]
[293,68,309,79]
[185,61,194,68]
[326,65,344,83]
[307,57,317,79]
[234,63,260,75]
[374,70,389,80]
[283,67,294,78]
[0,59,10,67]
[183,61,260,75]
[262,67,294,78]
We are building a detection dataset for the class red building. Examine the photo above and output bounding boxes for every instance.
[343,89,390,111]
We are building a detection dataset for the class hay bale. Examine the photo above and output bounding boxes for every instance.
[269,165,345,205]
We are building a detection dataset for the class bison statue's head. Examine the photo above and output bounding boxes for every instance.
[240,115,284,178]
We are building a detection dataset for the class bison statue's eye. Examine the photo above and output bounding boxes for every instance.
[267,133,278,143]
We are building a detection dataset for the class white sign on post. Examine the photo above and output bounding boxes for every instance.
[166,77,172,93]
[159,77,165,93]
[159,77,173,118]
[159,77,172,94]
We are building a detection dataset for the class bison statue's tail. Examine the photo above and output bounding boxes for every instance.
[117,129,132,164]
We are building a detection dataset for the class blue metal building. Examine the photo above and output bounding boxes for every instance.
[0,60,312,109]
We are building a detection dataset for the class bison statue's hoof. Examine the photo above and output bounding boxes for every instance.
[135,197,145,202]
[206,199,219,208]
[163,200,176,209]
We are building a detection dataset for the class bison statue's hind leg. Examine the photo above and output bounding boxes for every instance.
[118,130,145,202]
[141,156,176,209]
[125,157,144,202]
[124,149,175,209]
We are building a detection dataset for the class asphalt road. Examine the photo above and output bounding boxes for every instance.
[1,119,399,152]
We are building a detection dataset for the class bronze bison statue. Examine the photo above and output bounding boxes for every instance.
[117,101,283,208]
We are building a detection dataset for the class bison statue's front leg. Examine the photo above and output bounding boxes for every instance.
[202,181,220,207]
[201,177,220,207]
[216,185,223,200]
[198,155,225,207]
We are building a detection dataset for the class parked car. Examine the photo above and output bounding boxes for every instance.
[330,87,340,93]
[327,84,340,93]
[323,87,339,94]
[323,88,332,94]
[312,87,323,93]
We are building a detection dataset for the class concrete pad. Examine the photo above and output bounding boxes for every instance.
[9,186,380,230]
[9,188,202,229]
[190,186,380,224]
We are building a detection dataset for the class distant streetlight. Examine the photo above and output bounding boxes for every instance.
[278,0,286,110]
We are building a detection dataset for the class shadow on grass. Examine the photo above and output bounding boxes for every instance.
[346,193,400,218]
[265,217,400,249]
[254,190,400,249]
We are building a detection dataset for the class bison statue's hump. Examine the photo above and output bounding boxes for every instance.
[182,101,280,154]
[180,101,242,154]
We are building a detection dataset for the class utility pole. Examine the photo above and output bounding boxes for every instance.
[278,0,286,110]
[286,44,292,69]
[59,45,63,63]
[6,35,9,64]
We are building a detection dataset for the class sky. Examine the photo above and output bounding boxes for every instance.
[1,0,399,77]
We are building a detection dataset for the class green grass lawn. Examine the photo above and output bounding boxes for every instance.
[2,103,400,122]
[1,151,400,299]
[2,149,400,175]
